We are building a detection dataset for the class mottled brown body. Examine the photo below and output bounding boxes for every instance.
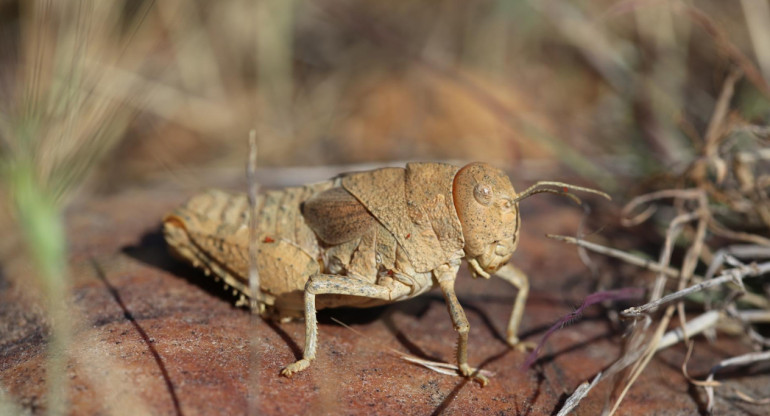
[164,162,608,385]
[164,179,428,317]
[165,181,328,316]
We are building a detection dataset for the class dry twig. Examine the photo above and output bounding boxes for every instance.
[548,235,770,309]
[701,350,770,412]
[622,261,769,317]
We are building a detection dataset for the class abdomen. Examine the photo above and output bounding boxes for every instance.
[163,182,335,314]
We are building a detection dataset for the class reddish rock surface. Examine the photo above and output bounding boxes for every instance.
[1,168,767,415]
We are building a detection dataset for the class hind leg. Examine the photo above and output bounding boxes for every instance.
[280,274,392,376]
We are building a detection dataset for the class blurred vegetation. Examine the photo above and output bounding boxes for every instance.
[0,0,765,194]
[0,0,768,414]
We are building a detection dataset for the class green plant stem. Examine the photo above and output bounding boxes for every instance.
[7,161,71,416]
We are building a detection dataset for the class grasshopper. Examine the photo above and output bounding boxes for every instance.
[163,162,609,385]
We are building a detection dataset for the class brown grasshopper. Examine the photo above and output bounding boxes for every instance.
[163,162,609,385]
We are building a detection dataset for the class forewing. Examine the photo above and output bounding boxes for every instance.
[302,187,377,245]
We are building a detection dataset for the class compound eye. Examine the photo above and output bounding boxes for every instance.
[473,183,493,205]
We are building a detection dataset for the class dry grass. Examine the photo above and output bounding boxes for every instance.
[548,68,769,413]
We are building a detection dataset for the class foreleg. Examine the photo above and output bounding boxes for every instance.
[435,265,489,386]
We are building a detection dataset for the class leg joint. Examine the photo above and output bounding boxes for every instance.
[455,322,470,335]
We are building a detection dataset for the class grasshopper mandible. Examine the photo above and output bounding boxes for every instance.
[163,162,609,385]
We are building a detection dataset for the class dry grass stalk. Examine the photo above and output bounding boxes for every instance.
[555,371,603,416]
[657,310,721,351]
[328,317,495,379]
[247,131,261,416]
[701,350,770,412]
[0,2,151,414]
[553,66,769,413]
[622,261,769,318]
[608,188,709,415]
[598,187,765,415]
[549,235,770,309]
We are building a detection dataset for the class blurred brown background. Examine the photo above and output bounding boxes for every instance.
[3,0,768,195]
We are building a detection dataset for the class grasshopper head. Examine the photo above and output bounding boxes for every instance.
[453,162,520,279]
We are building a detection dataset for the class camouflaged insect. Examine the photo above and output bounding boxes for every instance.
[163,162,609,385]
